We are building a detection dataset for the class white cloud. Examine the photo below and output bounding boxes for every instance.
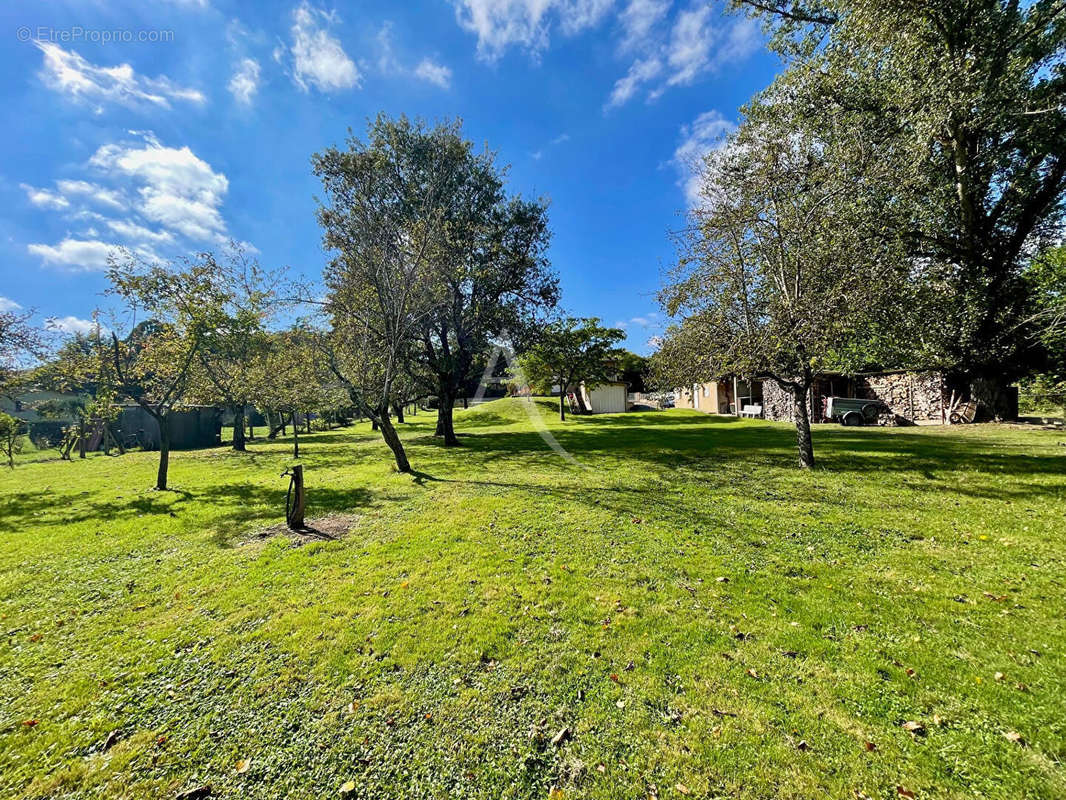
[606,56,661,107]
[453,0,614,61]
[228,57,261,105]
[618,0,670,51]
[89,134,230,242]
[36,42,205,110]
[551,133,571,145]
[616,312,662,329]
[606,3,762,108]
[27,238,121,271]
[104,219,175,245]
[46,316,110,336]
[287,2,360,92]
[20,183,70,210]
[0,297,22,313]
[674,109,735,206]
[662,5,713,89]
[414,58,453,88]
[55,180,126,211]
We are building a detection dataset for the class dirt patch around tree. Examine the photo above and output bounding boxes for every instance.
[240,513,362,546]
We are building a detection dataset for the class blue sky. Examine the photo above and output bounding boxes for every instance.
[0,0,780,353]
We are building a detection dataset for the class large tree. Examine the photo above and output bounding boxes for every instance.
[659,107,902,468]
[518,317,625,421]
[107,253,226,490]
[408,121,558,446]
[736,0,1066,410]
[313,115,451,473]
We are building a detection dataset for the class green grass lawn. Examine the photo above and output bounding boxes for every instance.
[2,400,1064,799]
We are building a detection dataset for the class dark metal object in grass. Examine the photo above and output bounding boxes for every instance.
[281,465,306,530]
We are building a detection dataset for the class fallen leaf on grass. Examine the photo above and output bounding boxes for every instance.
[103,730,122,751]
[596,763,606,773]
[235,758,251,774]
[548,786,564,800]
[1003,731,1026,746]
[21,719,38,728]
[346,701,359,713]
[796,740,810,751]
[675,783,690,795]
[616,700,626,709]
[994,672,1005,681]
[610,673,620,683]
[864,741,877,752]
[551,727,570,747]
[901,721,925,735]
[896,787,915,799]
[746,668,758,679]
[339,780,356,795]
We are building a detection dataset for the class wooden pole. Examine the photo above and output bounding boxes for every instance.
[286,465,305,530]
[733,376,739,416]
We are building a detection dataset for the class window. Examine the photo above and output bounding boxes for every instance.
[703,385,709,397]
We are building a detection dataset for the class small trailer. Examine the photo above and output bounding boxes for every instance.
[824,396,884,426]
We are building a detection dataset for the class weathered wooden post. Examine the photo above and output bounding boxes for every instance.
[284,465,305,530]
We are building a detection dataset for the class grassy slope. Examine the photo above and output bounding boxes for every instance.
[1,400,1064,799]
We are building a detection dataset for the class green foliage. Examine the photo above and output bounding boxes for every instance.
[1,405,1064,797]
[0,306,47,397]
[0,410,23,468]
[736,0,1066,378]
[518,317,625,419]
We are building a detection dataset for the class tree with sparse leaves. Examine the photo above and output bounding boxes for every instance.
[189,247,284,452]
[659,107,903,468]
[0,305,46,400]
[313,115,453,473]
[734,0,1066,411]
[106,252,227,490]
[0,411,23,468]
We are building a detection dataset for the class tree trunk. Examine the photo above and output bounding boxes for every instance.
[156,414,171,490]
[372,418,380,431]
[232,405,246,451]
[436,387,459,446]
[377,412,412,473]
[286,464,305,529]
[463,396,468,409]
[792,386,815,469]
[78,419,87,459]
[306,413,312,434]
[559,393,566,421]
[393,402,405,424]
[292,412,299,459]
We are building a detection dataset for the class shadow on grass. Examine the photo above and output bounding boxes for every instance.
[435,413,1066,503]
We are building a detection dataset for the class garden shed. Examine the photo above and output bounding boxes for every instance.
[116,406,223,450]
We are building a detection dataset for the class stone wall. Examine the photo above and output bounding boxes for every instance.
[760,371,948,425]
